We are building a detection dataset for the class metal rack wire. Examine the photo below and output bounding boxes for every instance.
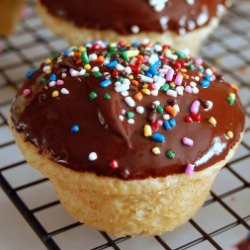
[0,2,249,249]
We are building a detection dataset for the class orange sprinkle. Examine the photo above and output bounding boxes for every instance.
[229,83,239,92]
[132,80,139,87]
[97,56,104,63]
[76,59,82,65]
[134,92,143,101]
[74,52,81,58]
[165,105,177,117]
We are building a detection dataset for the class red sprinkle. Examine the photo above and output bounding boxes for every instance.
[151,121,160,131]
[110,160,119,169]
[191,113,201,122]
[185,115,193,123]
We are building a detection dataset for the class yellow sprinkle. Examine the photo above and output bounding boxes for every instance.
[208,116,217,127]
[226,131,234,139]
[128,74,134,80]
[110,42,117,48]
[45,58,52,64]
[144,124,152,137]
[142,84,148,89]
[126,49,139,57]
[141,89,151,95]
[52,90,59,98]
[229,93,236,99]
[170,82,176,88]
[152,147,161,155]
[79,46,86,52]
[181,68,187,73]
[84,64,91,70]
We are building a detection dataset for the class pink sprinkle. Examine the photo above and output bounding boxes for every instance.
[182,137,194,147]
[23,88,31,96]
[185,164,195,175]
[110,160,119,169]
[56,79,64,85]
[190,100,200,114]
[157,120,163,126]
[174,73,183,86]
[121,109,126,115]
[185,85,192,94]
[194,57,203,66]
[166,68,174,81]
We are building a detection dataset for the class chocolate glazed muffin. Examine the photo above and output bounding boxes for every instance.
[9,41,245,236]
[36,0,231,54]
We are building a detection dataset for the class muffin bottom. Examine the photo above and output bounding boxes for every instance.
[36,0,220,55]
[0,0,25,36]
[9,118,241,236]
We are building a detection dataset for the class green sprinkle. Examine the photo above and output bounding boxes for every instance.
[104,93,111,100]
[93,71,102,78]
[227,97,235,105]
[160,84,169,92]
[166,150,175,159]
[187,64,195,70]
[126,111,134,119]
[117,77,124,83]
[81,51,89,64]
[120,51,129,61]
[52,52,60,60]
[156,105,164,114]
[38,77,46,84]
[175,50,186,59]
[89,91,98,100]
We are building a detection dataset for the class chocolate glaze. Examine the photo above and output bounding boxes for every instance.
[40,0,228,35]
[11,42,245,180]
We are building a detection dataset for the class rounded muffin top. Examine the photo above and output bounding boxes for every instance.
[40,0,229,35]
[11,40,245,180]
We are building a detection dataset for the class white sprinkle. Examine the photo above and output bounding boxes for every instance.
[149,53,159,65]
[124,96,136,107]
[188,20,196,30]
[70,69,79,77]
[176,86,184,96]
[89,53,98,61]
[128,118,135,124]
[131,25,140,34]
[204,100,213,111]
[78,68,86,76]
[49,81,56,87]
[115,82,130,93]
[116,64,125,71]
[163,114,170,120]
[92,66,100,72]
[119,115,124,121]
[61,73,67,78]
[153,100,161,106]
[192,87,199,94]
[186,0,195,5]
[61,88,69,95]
[125,66,132,74]
[197,7,208,26]
[88,152,98,161]
[166,89,177,98]
[136,106,145,114]
[43,65,51,73]
[206,68,213,75]
[195,76,200,81]
[160,16,169,30]
[190,81,197,87]
[138,74,154,83]
[154,44,163,52]
[103,58,110,65]
[151,90,159,96]
[142,38,150,45]
[173,104,180,113]
[121,91,129,97]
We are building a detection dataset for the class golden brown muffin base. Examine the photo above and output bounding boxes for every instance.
[0,0,25,36]
[36,0,220,55]
[9,118,242,236]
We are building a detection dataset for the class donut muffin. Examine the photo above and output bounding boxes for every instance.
[0,0,24,36]
[36,0,231,54]
[10,41,245,236]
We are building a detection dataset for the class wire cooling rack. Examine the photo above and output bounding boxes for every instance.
[0,2,250,250]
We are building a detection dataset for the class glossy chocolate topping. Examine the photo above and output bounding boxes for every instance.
[11,41,245,180]
[40,0,229,35]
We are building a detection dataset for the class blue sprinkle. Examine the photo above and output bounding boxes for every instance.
[71,125,79,133]
[200,80,210,88]
[132,42,139,47]
[204,75,212,81]
[164,121,171,131]
[64,49,70,56]
[107,60,118,68]
[149,65,158,76]
[100,79,112,88]
[152,133,166,143]
[154,60,162,67]
[49,73,57,81]
[26,69,36,79]
[169,118,176,128]
[146,72,153,77]
[198,66,204,73]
